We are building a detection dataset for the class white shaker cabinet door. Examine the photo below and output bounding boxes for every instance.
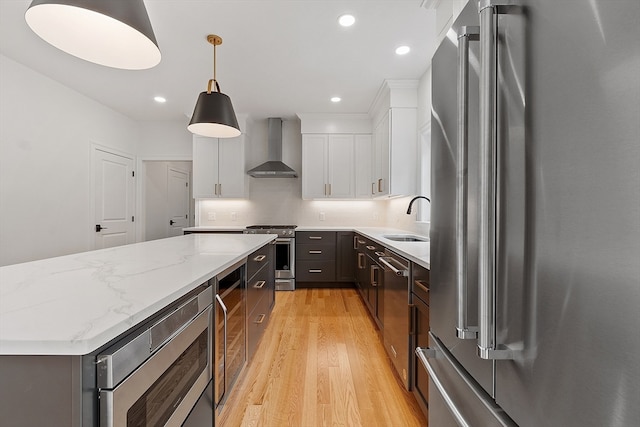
[302,134,328,199]
[327,135,355,198]
[373,110,390,197]
[354,134,373,199]
[217,136,247,198]
[192,136,219,198]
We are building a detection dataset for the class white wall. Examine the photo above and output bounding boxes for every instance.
[138,119,193,158]
[0,54,141,266]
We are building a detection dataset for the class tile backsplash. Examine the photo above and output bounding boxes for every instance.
[196,188,430,237]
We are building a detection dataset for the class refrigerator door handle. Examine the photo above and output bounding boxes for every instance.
[477,1,519,360]
[456,26,480,340]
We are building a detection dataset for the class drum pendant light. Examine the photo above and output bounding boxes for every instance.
[188,34,241,138]
[25,0,161,70]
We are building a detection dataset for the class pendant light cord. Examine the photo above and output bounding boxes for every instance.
[207,40,221,94]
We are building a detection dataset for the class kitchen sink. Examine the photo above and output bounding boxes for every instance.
[382,234,429,242]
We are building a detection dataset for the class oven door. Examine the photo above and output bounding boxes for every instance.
[100,305,212,427]
[274,237,294,279]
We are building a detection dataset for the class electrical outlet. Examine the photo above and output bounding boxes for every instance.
[208,212,216,221]
[319,212,325,221]
[231,212,237,221]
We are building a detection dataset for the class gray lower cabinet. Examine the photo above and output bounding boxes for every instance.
[336,231,355,282]
[246,242,275,357]
[354,233,384,328]
[296,231,355,285]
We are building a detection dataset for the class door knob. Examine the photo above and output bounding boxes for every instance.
[169,220,175,225]
[95,224,107,232]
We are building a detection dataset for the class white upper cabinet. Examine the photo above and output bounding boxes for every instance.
[302,134,355,199]
[370,80,418,198]
[298,114,373,200]
[192,135,247,199]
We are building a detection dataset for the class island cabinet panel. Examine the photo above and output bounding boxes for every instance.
[0,355,82,427]
[246,242,275,358]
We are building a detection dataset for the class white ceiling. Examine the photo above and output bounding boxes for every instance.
[0,0,437,122]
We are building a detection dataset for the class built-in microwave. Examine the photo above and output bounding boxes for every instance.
[97,285,213,426]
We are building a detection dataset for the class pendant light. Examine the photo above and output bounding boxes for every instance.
[188,34,241,138]
[25,0,161,70]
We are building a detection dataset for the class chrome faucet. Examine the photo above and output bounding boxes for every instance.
[406,196,431,214]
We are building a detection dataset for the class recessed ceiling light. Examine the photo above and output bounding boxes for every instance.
[338,14,356,27]
[331,97,342,103]
[395,45,411,55]
[154,96,167,103]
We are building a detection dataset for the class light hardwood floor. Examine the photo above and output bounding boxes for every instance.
[218,288,428,427]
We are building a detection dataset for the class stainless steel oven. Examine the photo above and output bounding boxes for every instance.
[97,284,213,427]
[245,225,296,290]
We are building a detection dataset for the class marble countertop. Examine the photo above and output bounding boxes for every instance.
[0,234,275,356]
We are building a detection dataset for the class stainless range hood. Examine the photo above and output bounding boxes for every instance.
[247,118,298,178]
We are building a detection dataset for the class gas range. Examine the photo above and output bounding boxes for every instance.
[244,225,297,237]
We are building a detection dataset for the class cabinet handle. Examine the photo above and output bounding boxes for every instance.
[308,236,322,240]
[372,182,376,195]
[366,245,376,250]
[358,253,365,269]
[253,280,266,289]
[309,269,322,273]
[324,183,328,196]
[409,304,417,336]
[254,314,266,324]
[414,280,430,293]
[378,178,383,193]
[253,254,267,262]
[215,294,227,402]
[309,250,322,254]
[353,235,358,249]
[370,265,379,287]
[328,183,331,196]
[218,183,222,195]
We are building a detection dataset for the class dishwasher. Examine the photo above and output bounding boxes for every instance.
[379,249,411,389]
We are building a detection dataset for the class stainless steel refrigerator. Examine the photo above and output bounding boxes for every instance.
[418,0,640,425]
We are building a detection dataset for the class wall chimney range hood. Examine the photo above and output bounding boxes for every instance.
[247,118,298,178]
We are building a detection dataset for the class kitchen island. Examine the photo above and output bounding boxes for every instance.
[0,233,276,426]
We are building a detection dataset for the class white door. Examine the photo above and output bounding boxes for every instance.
[167,167,190,237]
[93,148,135,249]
